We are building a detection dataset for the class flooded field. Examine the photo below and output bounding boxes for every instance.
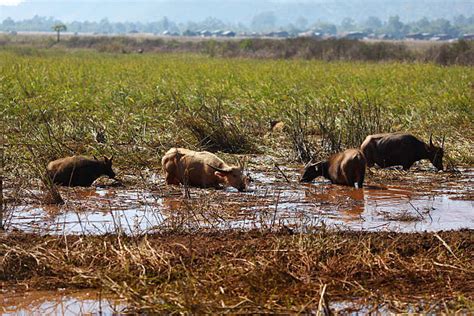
[4,159,473,235]
[2,45,473,314]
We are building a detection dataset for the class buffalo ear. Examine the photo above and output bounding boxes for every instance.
[214,171,227,178]
[429,134,434,147]
[109,155,114,163]
[103,156,109,163]
[93,155,98,161]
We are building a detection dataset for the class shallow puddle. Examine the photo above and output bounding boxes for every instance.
[4,165,473,234]
[0,290,127,315]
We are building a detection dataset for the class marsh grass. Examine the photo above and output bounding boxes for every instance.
[182,102,256,154]
[1,230,472,313]
[316,95,395,152]
[284,107,316,163]
[284,95,397,162]
[2,48,472,180]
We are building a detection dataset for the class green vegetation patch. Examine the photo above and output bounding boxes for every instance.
[1,49,473,183]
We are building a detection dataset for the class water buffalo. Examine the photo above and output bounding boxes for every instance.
[162,148,249,192]
[360,133,444,171]
[300,149,366,188]
[46,155,116,187]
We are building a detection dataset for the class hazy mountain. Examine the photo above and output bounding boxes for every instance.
[1,0,473,24]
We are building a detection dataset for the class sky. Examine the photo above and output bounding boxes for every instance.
[0,0,24,4]
[1,1,471,24]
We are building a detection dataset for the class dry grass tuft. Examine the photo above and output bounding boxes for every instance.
[183,104,256,154]
[1,230,472,313]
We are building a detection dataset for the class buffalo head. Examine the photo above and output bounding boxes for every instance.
[428,134,444,171]
[102,156,116,178]
[208,164,249,192]
[300,161,325,183]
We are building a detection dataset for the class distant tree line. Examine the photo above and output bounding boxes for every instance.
[2,14,474,38]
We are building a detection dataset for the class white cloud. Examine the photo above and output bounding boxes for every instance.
[0,0,24,6]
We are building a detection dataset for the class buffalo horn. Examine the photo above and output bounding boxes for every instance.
[207,164,232,173]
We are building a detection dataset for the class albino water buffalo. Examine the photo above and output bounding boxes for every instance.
[300,149,366,188]
[46,155,116,187]
[360,133,444,171]
[161,148,249,192]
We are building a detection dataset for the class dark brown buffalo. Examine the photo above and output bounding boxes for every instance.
[360,133,444,171]
[46,155,116,187]
[300,149,366,188]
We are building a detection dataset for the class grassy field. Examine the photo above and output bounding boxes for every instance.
[2,48,473,180]
[1,46,473,312]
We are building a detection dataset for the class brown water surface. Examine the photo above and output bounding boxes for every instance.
[4,164,473,234]
[0,290,459,315]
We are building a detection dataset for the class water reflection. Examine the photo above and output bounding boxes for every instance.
[5,168,474,234]
[0,290,126,315]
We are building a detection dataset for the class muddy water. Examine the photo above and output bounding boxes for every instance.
[0,290,433,315]
[0,290,126,315]
[5,166,473,234]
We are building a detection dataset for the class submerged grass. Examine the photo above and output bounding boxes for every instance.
[1,230,472,313]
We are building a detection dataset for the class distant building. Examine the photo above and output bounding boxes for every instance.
[162,30,179,36]
[377,34,393,40]
[222,31,236,37]
[421,33,432,39]
[461,33,474,40]
[406,33,426,40]
[430,34,452,41]
[343,32,367,40]
[405,32,433,40]
[200,30,212,37]
[297,31,322,38]
[266,31,290,38]
[365,33,378,39]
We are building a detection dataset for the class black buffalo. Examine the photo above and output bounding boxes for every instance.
[360,133,444,171]
[47,155,116,186]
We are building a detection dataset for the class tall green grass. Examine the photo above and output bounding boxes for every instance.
[1,48,473,181]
